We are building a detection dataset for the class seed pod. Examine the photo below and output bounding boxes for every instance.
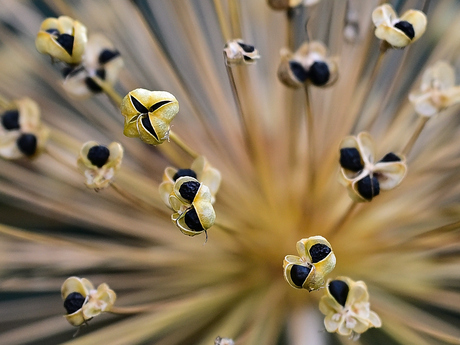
[224,39,260,65]
[120,89,179,145]
[36,16,87,64]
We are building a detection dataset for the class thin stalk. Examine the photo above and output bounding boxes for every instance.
[402,116,429,156]
[45,146,77,172]
[213,0,231,41]
[93,76,123,108]
[304,85,316,192]
[168,131,199,159]
[328,201,358,238]
[109,304,158,315]
[350,42,388,134]
[228,0,242,39]
[0,94,12,109]
[110,182,166,216]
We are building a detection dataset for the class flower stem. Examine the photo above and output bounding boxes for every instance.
[213,0,231,41]
[328,201,359,238]
[168,131,199,159]
[304,85,316,193]
[229,0,242,39]
[109,304,156,315]
[402,116,429,157]
[93,76,123,108]
[350,42,388,134]
[110,182,167,216]
[0,94,12,109]
[45,146,77,172]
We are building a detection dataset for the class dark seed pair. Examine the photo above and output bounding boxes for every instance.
[289,60,330,86]
[290,243,332,287]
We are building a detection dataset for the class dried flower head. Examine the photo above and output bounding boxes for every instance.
[278,41,338,88]
[77,141,123,190]
[169,176,216,237]
[224,39,260,65]
[35,16,88,64]
[0,98,49,159]
[372,4,427,48]
[409,60,460,117]
[319,277,382,338]
[283,236,336,291]
[63,34,123,99]
[61,276,116,327]
[120,88,179,145]
[339,132,407,202]
[159,156,221,208]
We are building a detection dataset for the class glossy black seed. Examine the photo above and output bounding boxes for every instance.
[179,181,200,202]
[149,100,171,113]
[289,60,309,82]
[17,134,37,156]
[141,116,159,140]
[243,56,252,62]
[56,33,74,56]
[340,148,364,172]
[309,243,331,263]
[184,208,204,231]
[290,264,311,287]
[357,175,380,200]
[64,292,85,314]
[98,49,120,64]
[394,21,415,40]
[84,77,103,93]
[378,152,401,163]
[173,169,197,181]
[237,42,255,53]
[2,110,20,130]
[45,28,59,36]
[95,68,106,80]
[130,96,149,113]
[309,61,330,86]
[87,145,110,168]
[329,280,349,307]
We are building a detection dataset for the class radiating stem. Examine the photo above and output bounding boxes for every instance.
[350,42,388,134]
[0,94,12,109]
[45,146,78,172]
[110,182,166,215]
[168,131,199,159]
[213,0,231,41]
[228,0,242,39]
[304,85,316,192]
[93,76,123,108]
[328,201,358,238]
[402,116,429,156]
[109,304,157,315]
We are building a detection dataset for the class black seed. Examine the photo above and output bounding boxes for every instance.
[64,292,85,314]
[130,95,149,114]
[84,77,103,93]
[309,61,330,86]
[184,208,204,231]
[243,55,253,62]
[17,134,37,156]
[379,152,401,163]
[46,28,59,36]
[56,33,74,56]
[98,49,120,64]
[179,181,200,202]
[340,148,364,172]
[237,42,255,53]
[141,116,159,140]
[95,68,106,80]
[149,100,171,113]
[329,280,349,307]
[290,264,311,287]
[2,110,20,130]
[289,60,309,82]
[87,145,110,168]
[394,21,415,40]
[309,243,331,263]
[173,169,197,181]
[357,175,380,200]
